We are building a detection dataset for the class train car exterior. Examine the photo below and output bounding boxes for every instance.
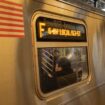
[0,0,105,105]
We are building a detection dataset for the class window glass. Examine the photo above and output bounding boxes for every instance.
[38,47,89,93]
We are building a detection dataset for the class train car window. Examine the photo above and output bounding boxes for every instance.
[38,47,88,93]
[32,14,88,94]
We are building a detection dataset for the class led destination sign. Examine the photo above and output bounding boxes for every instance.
[36,17,86,42]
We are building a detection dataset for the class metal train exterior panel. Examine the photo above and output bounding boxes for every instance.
[0,0,105,105]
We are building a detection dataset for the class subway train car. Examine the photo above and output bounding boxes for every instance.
[0,0,105,105]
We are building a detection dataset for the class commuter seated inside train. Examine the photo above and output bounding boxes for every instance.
[55,57,77,88]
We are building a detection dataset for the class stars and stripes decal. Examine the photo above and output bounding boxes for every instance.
[0,0,24,38]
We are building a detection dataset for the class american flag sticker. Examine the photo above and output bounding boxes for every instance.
[0,0,24,38]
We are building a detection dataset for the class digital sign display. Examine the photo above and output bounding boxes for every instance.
[36,17,87,42]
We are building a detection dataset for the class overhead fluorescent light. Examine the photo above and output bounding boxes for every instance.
[102,8,105,11]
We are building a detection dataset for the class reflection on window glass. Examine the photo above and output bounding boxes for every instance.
[38,47,89,93]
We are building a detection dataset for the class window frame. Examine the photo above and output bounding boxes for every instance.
[31,11,90,98]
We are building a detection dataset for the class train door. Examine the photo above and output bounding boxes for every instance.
[31,12,89,99]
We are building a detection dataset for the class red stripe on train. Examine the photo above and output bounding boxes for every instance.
[0,11,23,17]
[0,28,24,32]
[0,34,24,38]
[0,22,24,27]
[0,0,22,7]
[0,5,23,12]
[0,17,23,22]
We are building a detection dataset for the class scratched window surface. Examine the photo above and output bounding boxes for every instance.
[38,47,89,93]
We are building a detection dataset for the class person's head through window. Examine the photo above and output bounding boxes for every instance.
[55,57,73,76]
[54,49,60,61]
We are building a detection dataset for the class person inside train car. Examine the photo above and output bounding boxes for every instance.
[40,49,58,93]
[53,49,60,68]
[55,57,77,88]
